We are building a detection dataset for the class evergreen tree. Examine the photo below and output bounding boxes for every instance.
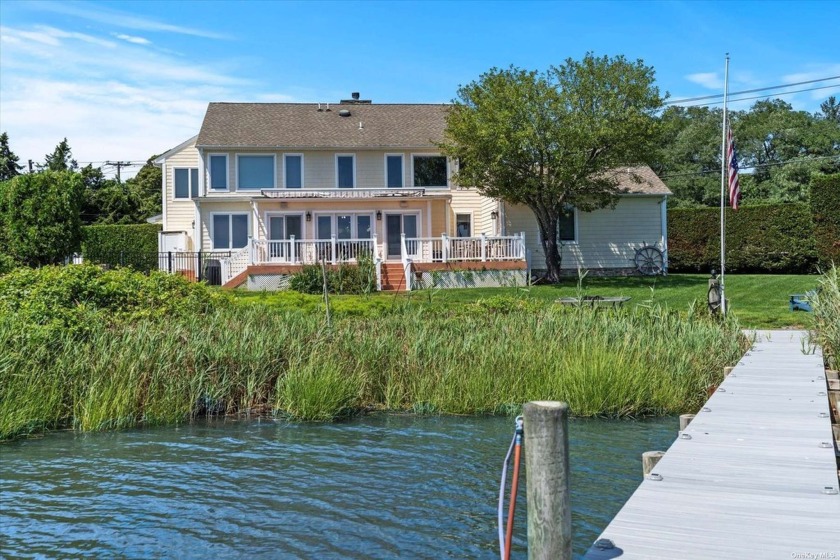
[0,132,23,181]
[40,138,78,172]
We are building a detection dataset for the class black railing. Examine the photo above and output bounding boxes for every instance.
[79,250,233,285]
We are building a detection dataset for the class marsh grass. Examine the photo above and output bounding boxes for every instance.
[0,301,748,440]
[811,265,839,368]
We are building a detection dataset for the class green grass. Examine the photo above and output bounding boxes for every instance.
[232,274,819,329]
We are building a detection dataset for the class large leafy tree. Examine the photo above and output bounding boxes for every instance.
[125,155,163,220]
[2,171,84,266]
[40,138,78,172]
[0,132,23,181]
[442,54,664,280]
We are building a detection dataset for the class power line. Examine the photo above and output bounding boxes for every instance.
[675,84,840,108]
[659,155,840,180]
[665,75,840,105]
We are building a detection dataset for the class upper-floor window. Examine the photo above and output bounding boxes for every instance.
[336,155,355,188]
[209,155,228,190]
[413,155,447,188]
[238,155,275,189]
[284,154,303,188]
[386,154,403,188]
[174,168,198,199]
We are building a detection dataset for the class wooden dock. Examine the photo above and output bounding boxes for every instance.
[585,330,840,559]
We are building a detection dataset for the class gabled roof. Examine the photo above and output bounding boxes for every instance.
[196,103,449,149]
[153,135,197,165]
[610,166,672,196]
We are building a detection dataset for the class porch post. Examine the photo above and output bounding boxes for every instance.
[442,233,449,263]
[520,231,526,260]
[248,236,255,264]
[290,234,296,263]
[400,233,407,261]
[331,234,337,265]
[372,233,378,260]
[481,233,487,262]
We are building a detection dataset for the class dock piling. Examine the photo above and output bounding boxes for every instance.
[523,401,572,560]
[642,451,665,477]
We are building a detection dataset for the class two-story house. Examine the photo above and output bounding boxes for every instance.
[155,94,669,291]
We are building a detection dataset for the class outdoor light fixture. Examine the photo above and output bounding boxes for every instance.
[376,210,382,221]
[305,211,312,222]
[490,211,498,220]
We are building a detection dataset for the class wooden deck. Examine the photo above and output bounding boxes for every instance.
[585,330,840,559]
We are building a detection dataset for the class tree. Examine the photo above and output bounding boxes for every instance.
[125,155,163,220]
[442,54,664,280]
[2,171,84,266]
[0,132,23,181]
[40,138,78,172]
[819,96,840,123]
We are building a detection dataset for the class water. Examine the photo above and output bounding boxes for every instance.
[0,415,676,559]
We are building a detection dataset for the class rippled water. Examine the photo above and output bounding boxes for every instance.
[0,415,676,559]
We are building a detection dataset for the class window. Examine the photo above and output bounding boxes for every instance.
[237,155,275,189]
[386,155,403,188]
[559,207,576,242]
[284,154,303,189]
[209,155,227,190]
[212,214,249,249]
[174,168,198,199]
[413,155,447,187]
[316,213,374,239]
[456,214,472,237]
[336,155,355,188]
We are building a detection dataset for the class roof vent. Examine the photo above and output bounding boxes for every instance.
[340,92,372,104]
[352,92,360,100]
[339,109,351,117]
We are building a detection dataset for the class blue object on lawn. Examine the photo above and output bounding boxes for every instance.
[789,291,816,312]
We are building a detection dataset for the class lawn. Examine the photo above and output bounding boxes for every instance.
[232,273,819,329]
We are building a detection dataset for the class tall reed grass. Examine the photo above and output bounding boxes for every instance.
[0,301,748,440]
[811,265,839,368]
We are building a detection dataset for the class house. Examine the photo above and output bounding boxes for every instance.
[155,94,670,290]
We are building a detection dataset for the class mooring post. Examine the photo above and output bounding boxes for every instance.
[523,401,571,560]
[724,366,734,377]
[642,450,665,477]
[679,414,695,432]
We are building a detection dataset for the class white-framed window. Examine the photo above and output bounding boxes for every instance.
[266,212,304,240]
[237,154,275,190]
[385,154,404,188]
[284,154,303,189]
[559,206,577,243]
[208,154,228,191]
[315,212,373,239]
[336,154,355,188]
[211,213,249,249]
[412,154,448,188]
[455,213,472,237]
[174,168,198,199]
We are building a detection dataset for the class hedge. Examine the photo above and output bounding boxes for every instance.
[81,223,162,273]
[668,203,818,273]
[810,174,840,268]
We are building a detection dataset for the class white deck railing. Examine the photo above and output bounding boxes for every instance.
[251,236,378,265]
[402,233,526,263]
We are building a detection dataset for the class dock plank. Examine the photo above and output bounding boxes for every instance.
[584,330,840,559]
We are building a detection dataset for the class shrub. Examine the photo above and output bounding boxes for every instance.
[668,203,818,273]
[811,265,839,369]
[810,174,840,268]
[82,223,162,272]
[0,264,229,336]
[289,251,376,295]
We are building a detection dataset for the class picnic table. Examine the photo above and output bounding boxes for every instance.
[555,296,631,309]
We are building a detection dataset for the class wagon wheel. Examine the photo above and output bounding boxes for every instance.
[634,245,664,276]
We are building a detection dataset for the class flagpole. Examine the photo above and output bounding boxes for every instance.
[719,54,730,316]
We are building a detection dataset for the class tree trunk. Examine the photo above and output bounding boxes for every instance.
[536,212,563,283]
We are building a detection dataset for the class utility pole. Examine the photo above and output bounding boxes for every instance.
[28,159,33,173]
[105,161,132,182]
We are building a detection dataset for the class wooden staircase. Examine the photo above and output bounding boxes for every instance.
[380,262,409,292]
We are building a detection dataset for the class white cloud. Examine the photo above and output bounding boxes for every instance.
[685,72,723,90]
[0,24,292,179]
[113,33,151,45]
[30,1,230,40]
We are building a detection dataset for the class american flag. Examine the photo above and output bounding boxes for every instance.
[728,127,741,210]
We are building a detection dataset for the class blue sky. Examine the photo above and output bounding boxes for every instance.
[1,0,838,178]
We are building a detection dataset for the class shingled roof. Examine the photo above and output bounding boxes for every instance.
[196,102,449,149]
[609,166,672,195]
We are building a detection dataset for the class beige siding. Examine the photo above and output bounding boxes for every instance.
[504,196,666,270]
[163,140,199,249]
[449,188,497,236]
